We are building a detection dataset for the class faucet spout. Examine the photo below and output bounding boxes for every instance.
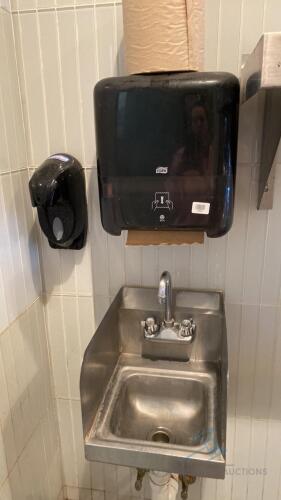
[158,271,173,324]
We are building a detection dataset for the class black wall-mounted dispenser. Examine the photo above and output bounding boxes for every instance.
[29,154,87,249]
[94,72,239,238]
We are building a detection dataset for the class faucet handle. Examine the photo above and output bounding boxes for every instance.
[179,318,196,342]
[142,317,160,338]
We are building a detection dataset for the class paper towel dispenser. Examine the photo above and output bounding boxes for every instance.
[29,154,87,249]
[94,72,239,237]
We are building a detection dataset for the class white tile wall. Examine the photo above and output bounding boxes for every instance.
[0,4,63,500]
[0,7,41,331]
[6,0,281,499]
[46,294,94,399]
[0,300,63,500]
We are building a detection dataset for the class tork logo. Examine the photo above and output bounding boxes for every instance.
[156,166,168,174]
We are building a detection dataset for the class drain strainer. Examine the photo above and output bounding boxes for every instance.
[148,427,171,444]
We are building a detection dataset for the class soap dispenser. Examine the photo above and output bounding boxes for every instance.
[29,154,87,249]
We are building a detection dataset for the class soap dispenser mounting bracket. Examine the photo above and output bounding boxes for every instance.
[240,32,281,209]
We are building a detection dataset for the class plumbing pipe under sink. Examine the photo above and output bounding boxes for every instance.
[149,471,179,500]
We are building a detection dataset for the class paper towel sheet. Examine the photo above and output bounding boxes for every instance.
[127,230,204,246]
[122,0,204,74]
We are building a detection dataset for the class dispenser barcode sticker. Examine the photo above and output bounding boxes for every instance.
[192,202,210,215]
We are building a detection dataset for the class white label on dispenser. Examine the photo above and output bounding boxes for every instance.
[192,202,210,215]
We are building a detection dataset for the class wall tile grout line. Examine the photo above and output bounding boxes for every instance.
[93,0,111,300]
[0,5,10,13]
[35,8,51,159]
[0,175,25,325]
[10,5,29,171]
[229,303,244,500]
[14,11,35,166]
[41,312,65,496]
[244,304,265,500]
[260,308,280,500]
[52,6,66,294]
[0,166,28,177]
[0,9,21,172]
[11,2,121,15]
[0,85,12,175]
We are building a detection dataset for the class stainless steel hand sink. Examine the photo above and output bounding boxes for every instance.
[80,286,227,479]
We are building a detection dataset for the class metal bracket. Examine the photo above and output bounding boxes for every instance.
[240,32,281,209]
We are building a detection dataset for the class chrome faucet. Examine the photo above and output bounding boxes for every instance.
[142,271,196,343]
[158,271,173,325]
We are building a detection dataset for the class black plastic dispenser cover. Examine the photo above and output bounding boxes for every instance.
[29,154,87,249]
[94,72,240,237]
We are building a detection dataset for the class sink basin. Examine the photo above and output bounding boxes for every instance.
[80,287,227,479]
[100,361,216,447]
[110,368,210,446]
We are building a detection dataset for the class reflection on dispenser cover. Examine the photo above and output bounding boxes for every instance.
[94,72,240,237]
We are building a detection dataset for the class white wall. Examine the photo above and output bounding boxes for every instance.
[9,1,281,500]
[0,3,63,499]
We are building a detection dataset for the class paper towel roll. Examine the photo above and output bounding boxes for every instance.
[122,0,204,75]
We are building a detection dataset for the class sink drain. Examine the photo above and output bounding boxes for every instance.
[149,427,171,444]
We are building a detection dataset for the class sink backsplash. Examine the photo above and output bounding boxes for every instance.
[118,287,224,362]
